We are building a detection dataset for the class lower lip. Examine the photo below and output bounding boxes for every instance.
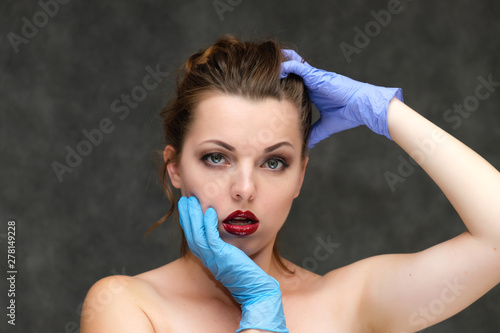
[222,222,259,236]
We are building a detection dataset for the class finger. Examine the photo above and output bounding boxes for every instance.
[308,119,340,148]
[280,59,311,79]
[179,196,205,258]
[281,49,304,62]
[178,196,194,242]
[308,116,360,149]
[307,121,325,149]
[204,207,225,253]
[187,196,209,251]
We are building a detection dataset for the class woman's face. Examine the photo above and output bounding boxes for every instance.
[166,93,308,256]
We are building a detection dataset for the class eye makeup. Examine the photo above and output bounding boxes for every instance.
[200,152,290,172]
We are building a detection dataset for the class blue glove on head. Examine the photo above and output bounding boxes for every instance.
[178,196,289,333]
[280,49,403,148]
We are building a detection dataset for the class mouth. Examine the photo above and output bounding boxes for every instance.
[222,210,259,236]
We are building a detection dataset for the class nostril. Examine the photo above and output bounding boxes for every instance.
[230,171,257,201]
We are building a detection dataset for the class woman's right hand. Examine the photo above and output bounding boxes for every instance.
[178,196,289,333]
[280,49,403,148]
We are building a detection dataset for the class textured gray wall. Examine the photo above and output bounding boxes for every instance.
[1,0,499,332]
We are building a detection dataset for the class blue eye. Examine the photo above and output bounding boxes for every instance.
[201,153,288,172]
[264,158,288,171]
[202,153,227,166]
[209,154,223,164]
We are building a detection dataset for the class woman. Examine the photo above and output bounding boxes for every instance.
[81,35,500,332]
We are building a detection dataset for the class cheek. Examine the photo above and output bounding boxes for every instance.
[259,175,300,218]
[179,164,227,210]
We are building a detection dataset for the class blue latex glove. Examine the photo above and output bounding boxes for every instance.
[178,196,289,333]
[280,49,403,148]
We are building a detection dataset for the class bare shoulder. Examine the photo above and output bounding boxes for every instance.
[81,274,156,332]
[278,258,382,331]
[81,259,198,332]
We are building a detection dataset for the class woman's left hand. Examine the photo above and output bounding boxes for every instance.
[280,49,403,148]
[178,196,289,333]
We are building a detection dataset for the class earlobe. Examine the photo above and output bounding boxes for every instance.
[293,156,309,198]
[164,145,181,189]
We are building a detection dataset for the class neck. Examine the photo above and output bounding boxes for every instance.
[248,242,282,278]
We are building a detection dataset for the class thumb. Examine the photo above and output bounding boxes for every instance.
[308,112,362,148]
[308,119,330,149]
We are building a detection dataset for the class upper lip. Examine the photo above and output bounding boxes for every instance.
[223,210,259,223]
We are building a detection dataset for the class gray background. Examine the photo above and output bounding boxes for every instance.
[1,0,499,332]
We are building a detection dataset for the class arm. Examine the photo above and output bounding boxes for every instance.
[280,51,500,331]
[361,99,500,332]
[388,98,500,244]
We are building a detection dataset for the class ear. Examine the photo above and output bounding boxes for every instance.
[293,155,309,198]
[164,145,181,189]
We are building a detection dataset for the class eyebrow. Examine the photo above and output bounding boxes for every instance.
[264,141,295,153]
[200,140,295,152]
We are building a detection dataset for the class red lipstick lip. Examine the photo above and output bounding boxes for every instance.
[222,210,259,236]
[223,210,259,223]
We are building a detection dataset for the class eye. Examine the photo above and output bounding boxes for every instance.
[202,153,227,166]
[209,154,223,164]
[264,158,288,171]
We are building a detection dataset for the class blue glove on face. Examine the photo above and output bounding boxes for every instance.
[178,196,289,333]
[280,49,403,148]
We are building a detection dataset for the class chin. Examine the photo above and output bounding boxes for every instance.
[220,232,274,258]
[221,234,253,250]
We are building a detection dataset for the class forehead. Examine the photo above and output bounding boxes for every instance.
[187,93,302,148]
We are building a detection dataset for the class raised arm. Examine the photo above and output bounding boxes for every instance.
[281,50,500,332]
[361,98,500,332]
[388,98,500,246]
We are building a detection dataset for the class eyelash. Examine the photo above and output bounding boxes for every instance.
[201,153,289,172]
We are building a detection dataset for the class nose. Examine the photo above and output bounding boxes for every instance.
[230,164,256,201]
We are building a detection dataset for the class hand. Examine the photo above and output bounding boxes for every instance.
[280,49,403,148]
[178,196,289,333]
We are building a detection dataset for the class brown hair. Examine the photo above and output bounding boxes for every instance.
[146,35,312,273]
